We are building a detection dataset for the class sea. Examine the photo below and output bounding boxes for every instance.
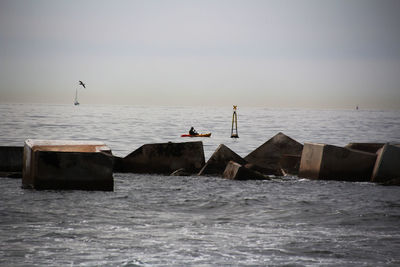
[0,103,399,267]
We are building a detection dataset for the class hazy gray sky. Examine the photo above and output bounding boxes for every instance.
[1,0,399,108]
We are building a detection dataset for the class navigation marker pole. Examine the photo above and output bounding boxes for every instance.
[231,105,239,138]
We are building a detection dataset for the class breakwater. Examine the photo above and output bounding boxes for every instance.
[2,132,398,190]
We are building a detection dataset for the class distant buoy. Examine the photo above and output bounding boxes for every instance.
[231,105,239,138]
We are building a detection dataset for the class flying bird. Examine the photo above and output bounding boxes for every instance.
[79,80,86,88]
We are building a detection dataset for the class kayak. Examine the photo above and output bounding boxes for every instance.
[181,133,211,137]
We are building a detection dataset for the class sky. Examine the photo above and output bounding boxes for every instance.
[0,0,400,109]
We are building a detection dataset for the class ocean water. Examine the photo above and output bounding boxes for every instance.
[0,104,399,266]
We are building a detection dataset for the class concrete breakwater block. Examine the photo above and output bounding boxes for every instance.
[371,144,400,184]
[344,143,384,153]
[222,161,269,180]
[244,132,303,175]
[22,140,113,191]
[298,143,376,182]
[198,144,247,176]
[116,141,205,174]
[243,162,283,176]
[280,154,301,175]
[0,146,24,172]
[0,146,23,171]
[0,146,23,178]
[112,155,124,172]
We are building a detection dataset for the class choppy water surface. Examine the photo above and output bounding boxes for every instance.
[0,104,400,266]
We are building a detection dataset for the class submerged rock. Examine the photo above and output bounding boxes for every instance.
[170,168,190,176]
[22,139,114,191]
[117,141,205,174]
[198,144,246,176]
[298,143,376,182]
[244,132,303,175]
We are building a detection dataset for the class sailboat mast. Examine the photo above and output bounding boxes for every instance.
[74,88,79,105]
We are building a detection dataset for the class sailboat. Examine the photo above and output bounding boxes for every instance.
[74,88,79,106]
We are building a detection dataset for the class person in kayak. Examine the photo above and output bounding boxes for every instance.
[189,127,198,135]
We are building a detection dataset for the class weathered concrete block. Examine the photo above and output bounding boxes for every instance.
[244,132,303,175]
[280,154,301,175]
[371,144,400,183]
[244,163,283,176]
[22,140,113,191]
[298,143,376,182]
[222,161,269,180]
[0,146,23,172]
[344,143,384,153]
[118,141,205,174]
[198,144,246,176]
[112,155,124,172]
